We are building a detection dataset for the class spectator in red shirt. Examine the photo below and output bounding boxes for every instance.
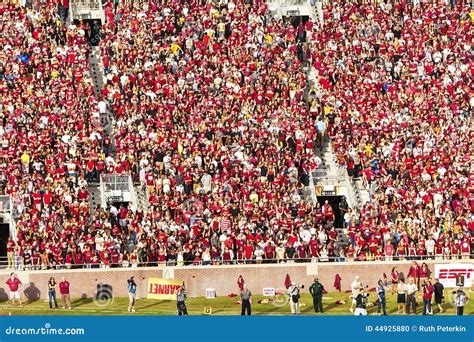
[2,0,472,270]
[407,261,420,288]
[419,262,431,285]
[59,277,72,309]
[6,238,15,269]
[264,242,276,263]
[5,272,23,307]
[422,279,434,316]
[384,243,395,262]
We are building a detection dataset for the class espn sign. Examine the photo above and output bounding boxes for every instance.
[434,263,473,288]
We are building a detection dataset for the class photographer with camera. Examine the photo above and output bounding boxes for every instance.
[376,280,387,315]
[176,285,188,316]
[127,276,137,313]
[354,288,369,316]
[289,282,303,315]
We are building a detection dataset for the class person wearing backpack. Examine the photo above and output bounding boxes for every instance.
[289,282,302,315]
[309,277,325,313]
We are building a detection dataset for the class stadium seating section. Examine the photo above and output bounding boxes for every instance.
[0,0,472,269]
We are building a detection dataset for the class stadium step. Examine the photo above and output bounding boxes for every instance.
[89,47,103,96]
[336,228,349,249]
[87,45,119,209]
[135,184,149,212]
[305,63,366,248]
[88,46,117,159]
[354,179,371,206]
[88,183,102,212]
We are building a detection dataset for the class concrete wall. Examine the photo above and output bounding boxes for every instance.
[0,260,471,300]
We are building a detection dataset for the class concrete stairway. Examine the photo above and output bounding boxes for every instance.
[305,64,364,250]
[88,44,115,211]
[89,47,103,97]
[336,228,350,245]
[87,46,104,210]
[135,184,149,212]
[88,183,102,213]
[306,65,342,187]
[313,145,342,185]
[89,48,117,157]
[353,178,371,207]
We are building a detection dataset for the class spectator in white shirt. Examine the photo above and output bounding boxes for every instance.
[350,276,362,313]
[425,236,436,257]
[405,279,418,315]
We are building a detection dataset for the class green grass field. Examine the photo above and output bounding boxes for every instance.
[1,292,473,316]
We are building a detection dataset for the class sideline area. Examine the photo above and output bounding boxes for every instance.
[2,292,473,316]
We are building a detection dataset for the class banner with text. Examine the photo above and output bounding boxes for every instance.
[434,263,473,288]
[147,278,184,300]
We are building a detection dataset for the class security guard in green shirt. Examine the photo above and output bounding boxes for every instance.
[309,277,325,313]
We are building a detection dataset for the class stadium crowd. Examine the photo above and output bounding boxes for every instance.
[1,0,104,268]
[309,0,473,261]
[1,0,472,270]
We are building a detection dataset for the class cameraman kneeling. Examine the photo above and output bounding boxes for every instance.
[354,288,369,316]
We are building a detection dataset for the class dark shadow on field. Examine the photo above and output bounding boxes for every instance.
[71,298,94,307]
[324,302,343,312]
[208,309,224,315]
[138,300,165,310]
[24,282,41,301]
[0,288,8,301]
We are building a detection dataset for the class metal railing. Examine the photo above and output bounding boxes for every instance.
[99,174,137,208]
[2,255,473,271]
[341,168,361,209]
[100,174,128,206]
[100,174,132,192]
[70,0,101,10]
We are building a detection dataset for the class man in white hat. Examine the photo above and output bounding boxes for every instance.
[289,282,301,315]
[350,276,362,313]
